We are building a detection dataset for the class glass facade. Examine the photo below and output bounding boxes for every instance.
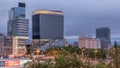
[32,15,40,39]
[8,3,29,37]
[32,13,64,40]
[96,27,111,44]
[7,3,29,55]
[10,7,25,20]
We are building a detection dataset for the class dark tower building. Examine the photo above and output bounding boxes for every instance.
[96,27,111,49]
[32,10,64,47]
[96,27,111,43]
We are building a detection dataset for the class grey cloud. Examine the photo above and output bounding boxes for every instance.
[0,0,120,38]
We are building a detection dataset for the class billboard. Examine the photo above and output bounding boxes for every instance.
[5,60,20,67]
[0,59,31,67]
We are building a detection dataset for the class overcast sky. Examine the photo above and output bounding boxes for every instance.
[0,0,120,39]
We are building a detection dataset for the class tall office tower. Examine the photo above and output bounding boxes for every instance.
[96,27,111,49]
[8,3,29,37]
[7,3,29,55]
[32,10,64,47]
[96,27,111,44]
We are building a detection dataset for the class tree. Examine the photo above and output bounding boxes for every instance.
[107,41,120,68]
[55,50,86,68]
[94,60,108,68]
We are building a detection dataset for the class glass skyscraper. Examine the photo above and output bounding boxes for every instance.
[32,10,64,46]
[9,7,25,20]
[96,27,111,49]
[8,2,29,37]
[9,3,25,20]
[96,27,111,43]
[7,3,29,55]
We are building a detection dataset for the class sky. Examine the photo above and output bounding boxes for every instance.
[0,0,120,42]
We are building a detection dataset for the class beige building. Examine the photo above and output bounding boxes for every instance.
[78,36,101,49]
[12,36,28,56]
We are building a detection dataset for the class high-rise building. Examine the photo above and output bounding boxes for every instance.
[78,36,101,49]
[8,2,29,37]
[32,10,64,47]
[96,27,111,49]
[96,27,111,44]
[7,2,29,55]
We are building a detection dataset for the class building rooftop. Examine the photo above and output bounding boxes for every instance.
[33,10,63,15]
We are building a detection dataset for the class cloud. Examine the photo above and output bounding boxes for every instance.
[0,0,120,38]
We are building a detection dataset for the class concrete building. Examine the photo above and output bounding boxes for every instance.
[12,36,28,56]
[7,3,29,55]
[78,36,101,49]
[0,35,13,55]
[32,10,64,48]
[0,34,27,57]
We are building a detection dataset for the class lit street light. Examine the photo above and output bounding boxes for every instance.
[36,50,40,55]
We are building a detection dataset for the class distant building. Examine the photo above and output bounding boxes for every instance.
[7,3,29,55]
[78,36,101,49]
[99,37,110,49]
[96,27,111,44]
[32,10,64,48]
[96,27,111,49]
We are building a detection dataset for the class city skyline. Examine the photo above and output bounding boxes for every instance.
[0,1,119,67]
[0,0,120,40]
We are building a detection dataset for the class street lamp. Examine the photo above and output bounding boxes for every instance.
[36,50,40,55]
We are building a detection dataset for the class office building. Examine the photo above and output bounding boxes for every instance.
[12,36,28,56]
[7,3,29,55]
[78,36,101,49]
[96,27,111,44]
[96,27,111,49]
[8,2,29,36]
[32,10,64,47]
[0,34,28,57]
[7,3,29,43]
